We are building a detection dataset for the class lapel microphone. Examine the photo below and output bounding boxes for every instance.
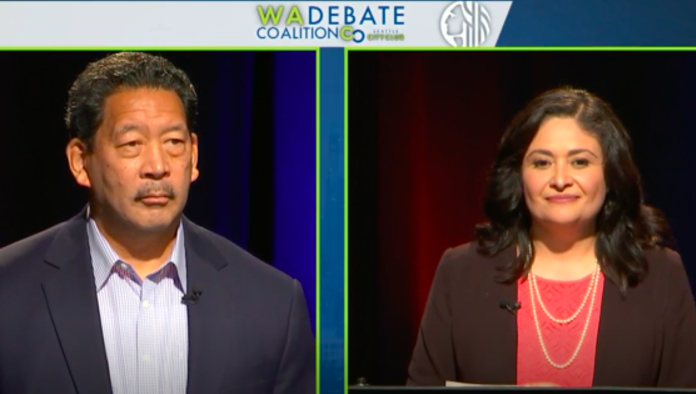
[500,300,522,315]
[182,286,202,306]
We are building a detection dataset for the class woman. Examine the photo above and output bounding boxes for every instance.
[406,87,696,387]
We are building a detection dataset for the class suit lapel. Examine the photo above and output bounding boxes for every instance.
[458,246,517,384]
[593,277,630,386]
[184,219,237,394]
[41,212,113,394]
[470,275,517,384]
[487,249,518,384]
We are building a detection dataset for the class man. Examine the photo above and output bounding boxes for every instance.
[0,52,315,394]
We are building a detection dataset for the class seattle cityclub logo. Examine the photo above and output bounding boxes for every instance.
[440,1,492,47]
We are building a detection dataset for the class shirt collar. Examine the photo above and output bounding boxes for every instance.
[85,207,187,292]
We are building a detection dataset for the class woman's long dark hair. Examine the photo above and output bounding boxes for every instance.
[475,87,673,292]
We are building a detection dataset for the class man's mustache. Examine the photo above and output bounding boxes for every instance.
[134,183,175,200]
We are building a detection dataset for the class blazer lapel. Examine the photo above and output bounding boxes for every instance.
[457,246,517,384]
[592,278,635,386]
[41,212,113,394]
[184,219,237,394]
[487,249,518,384]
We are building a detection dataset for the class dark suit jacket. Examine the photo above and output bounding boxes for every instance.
[407,242,696,387]
[0,210,315,394]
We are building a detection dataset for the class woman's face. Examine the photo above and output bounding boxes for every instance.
[521,117,606,230]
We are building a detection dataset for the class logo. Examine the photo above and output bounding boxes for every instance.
[440,1,492,47]
[256,5,406,44]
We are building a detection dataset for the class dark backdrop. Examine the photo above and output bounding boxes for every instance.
[0,50,316,331]
[348,50,696,385]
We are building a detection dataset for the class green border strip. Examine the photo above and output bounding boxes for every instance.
[341,45,696,394]
[6,45,696,51]
[343,48,350,394]
[344,47,349,394]
[315,47,322,394]
[0,47,316,51]
[347,46,696,51]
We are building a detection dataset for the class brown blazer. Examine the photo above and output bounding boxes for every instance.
[406,242,696,387]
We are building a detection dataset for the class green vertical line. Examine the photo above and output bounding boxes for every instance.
[343,47,349,394]
[315,47,322,394]
[1,46,696,52]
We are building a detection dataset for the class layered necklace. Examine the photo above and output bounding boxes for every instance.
[527,243,601,369]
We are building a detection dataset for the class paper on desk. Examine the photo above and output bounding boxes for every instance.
[445,381,516,387]
[446,381,481,386]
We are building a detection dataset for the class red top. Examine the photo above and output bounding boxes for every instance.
[516,272,605,387]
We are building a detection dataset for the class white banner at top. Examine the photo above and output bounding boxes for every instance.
[0,1,512,47]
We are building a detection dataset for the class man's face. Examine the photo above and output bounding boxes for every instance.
[68,87,199,233]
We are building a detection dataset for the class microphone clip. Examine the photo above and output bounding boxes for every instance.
[182,287,202,306]
[499,300,521,315]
